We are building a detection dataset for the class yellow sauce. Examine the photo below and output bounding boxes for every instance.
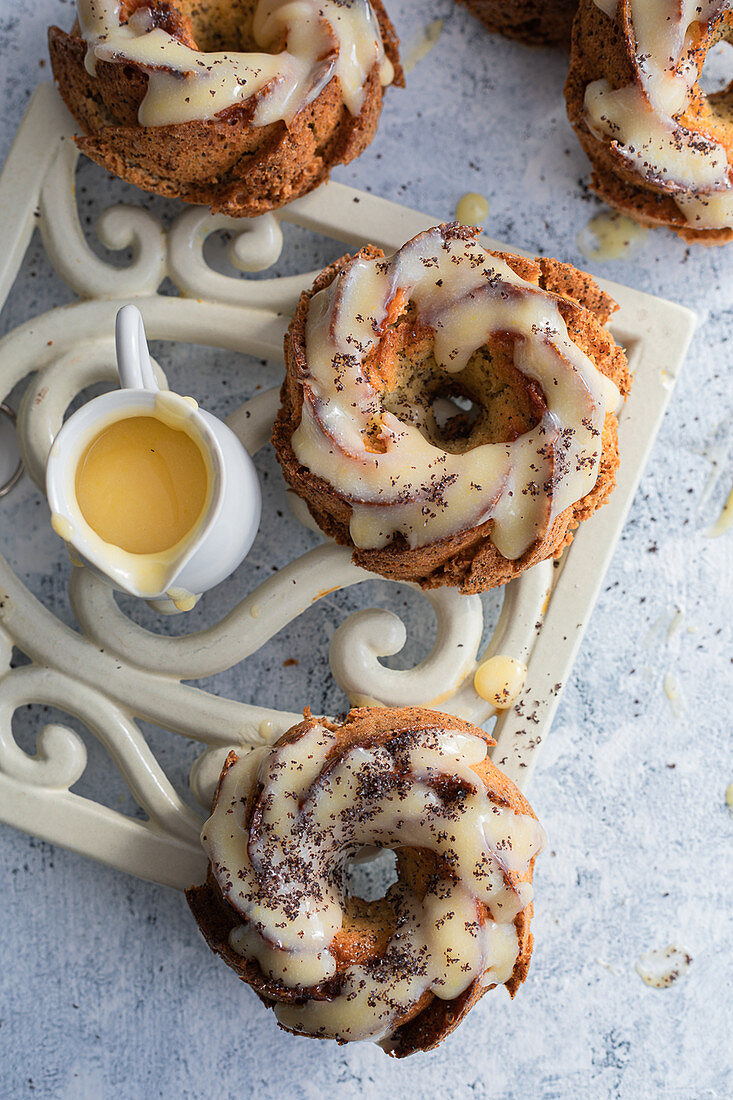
[75,414,209,555]
[474,655,527,709]
[576,211,648,262]
[456,192,490,226]
[404,18,443,73]
[707,484,733,537]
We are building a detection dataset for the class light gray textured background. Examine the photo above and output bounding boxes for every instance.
[0,1,732,1097]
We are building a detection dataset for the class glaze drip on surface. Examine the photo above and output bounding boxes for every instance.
[576,210,649,261]
[77,0,393,128]
[585,0,733,229]
[455,191,490,225]
[292,225,620,560]
[474,655,527,708]
[201,721,545,1043]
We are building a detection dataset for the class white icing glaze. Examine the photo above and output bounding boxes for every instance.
[635,945,692,988]
[77,0,393,128]
[292,226,621,560]
[201,720,545,1043]
[584,0,733,229]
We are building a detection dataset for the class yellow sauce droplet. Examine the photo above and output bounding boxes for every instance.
[166,587,197,612]
[456,192,490,226]
[706,484,733,537]
[259,719,277,740]
[667,608,684,638]
[663,673,679,700]
[725,782,733,816]
[75,414,209,555]
[404,18,443,73]
[473,655,527,708]
[576,210,648,262]
[663,672,685,719]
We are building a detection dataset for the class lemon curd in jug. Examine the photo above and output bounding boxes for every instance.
[75,414,210,555]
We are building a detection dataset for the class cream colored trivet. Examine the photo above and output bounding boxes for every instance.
[0,85,696,890]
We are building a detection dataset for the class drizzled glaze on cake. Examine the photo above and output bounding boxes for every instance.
[585,0,733,230]
[292,224,621,560]
[77,0,393,128]
[201,721,545,1044]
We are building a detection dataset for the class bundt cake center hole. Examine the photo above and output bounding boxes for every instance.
[124,0,262,53]
[696,36,733,106]
[429,389,479,435]
[376,330,545,455]
[346,847,398,903]
[429,386,481,444]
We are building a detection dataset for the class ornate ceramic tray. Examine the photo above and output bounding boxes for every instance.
[0,85,696,891]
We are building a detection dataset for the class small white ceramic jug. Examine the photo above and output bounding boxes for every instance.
[46,305,262,613]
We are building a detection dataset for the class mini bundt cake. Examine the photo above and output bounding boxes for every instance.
[272,223,630,593]
[49,0,402,216]
[565,0,733,243]
[187,706,545,1055]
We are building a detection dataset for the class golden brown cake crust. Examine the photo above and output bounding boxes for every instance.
[565,0,733,244]
[272,234,630,593]
[186,706,540,1057]
[458,0,578,48]
[48,0,402,217]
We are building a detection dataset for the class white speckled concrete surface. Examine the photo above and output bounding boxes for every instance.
[1,2,732,1097]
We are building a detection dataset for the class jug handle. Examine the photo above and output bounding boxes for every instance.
[116,304,159,392]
